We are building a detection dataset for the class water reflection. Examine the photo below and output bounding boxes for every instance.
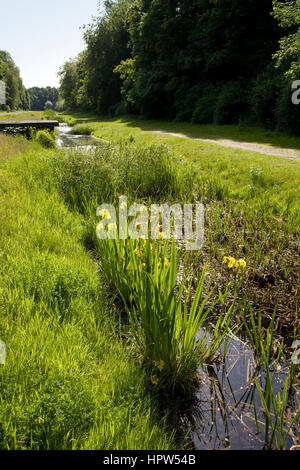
[171,333,299,450]
[56,123,105,150]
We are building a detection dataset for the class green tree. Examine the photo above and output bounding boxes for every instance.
[58,59,80,110]
[273,0,300,79]
[59,0,131,113]
[81,0,131,113]
[0,50,29,110]
[122,0,279,120]
[27,87,58,111]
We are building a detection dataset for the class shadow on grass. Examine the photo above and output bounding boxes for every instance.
[63,112,300,152]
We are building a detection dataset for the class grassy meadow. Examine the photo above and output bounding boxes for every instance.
[0,111,299,449]
[0,111,43,121]
[59,112,300,152]
[59,112,300,336]
[0,134,177,450]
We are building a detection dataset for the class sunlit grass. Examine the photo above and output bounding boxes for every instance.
[0,137,176,450]
[0,111,43,122]
[95,230,233,392]
[1,121,299,449]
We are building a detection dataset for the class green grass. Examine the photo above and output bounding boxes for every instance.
[60,112,300,152]
[58,112,300,336]
[0,135,176,450]
[70,124,94,135]
[60,112,300,231]
[0,111,43,122]
[1,111,299,449]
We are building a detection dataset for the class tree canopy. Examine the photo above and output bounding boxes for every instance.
[58,0,300,133]
[273,0,300,79]
[0,51,30,111]
[27,87,59,111]
[58,0,131,114]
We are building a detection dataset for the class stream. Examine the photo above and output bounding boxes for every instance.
[56,123,105,150]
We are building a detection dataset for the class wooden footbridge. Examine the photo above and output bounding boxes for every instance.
[0,120,59,135]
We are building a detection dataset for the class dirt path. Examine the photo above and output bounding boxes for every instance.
[151,130,300,162]
[0,111,25,116]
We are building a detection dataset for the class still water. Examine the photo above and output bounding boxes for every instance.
[180,333,300,450]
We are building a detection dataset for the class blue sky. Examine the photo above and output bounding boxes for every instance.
[0,0,101,88]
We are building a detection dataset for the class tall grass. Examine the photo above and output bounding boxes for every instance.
[254,333,300,450]
[242,306,300,450]
[0,136,176,450]
[70,124,94,135]
[48,143,194,214]
[242,307,279,364]
[96,225,233,392]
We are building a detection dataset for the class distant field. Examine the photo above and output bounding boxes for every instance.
[0,111,43,121]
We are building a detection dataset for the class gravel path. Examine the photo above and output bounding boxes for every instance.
[151,130,300,162]
[0,111,25,116]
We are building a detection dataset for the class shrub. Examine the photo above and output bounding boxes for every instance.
[35,130,55,148]
[43,109,57,120]
[248,65,282,129]
[70,124,94,135]
[192,85,220,124]
[275,82,300,134]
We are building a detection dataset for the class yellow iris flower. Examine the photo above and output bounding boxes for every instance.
[134,247,142,257]
[223,256,246,270]
[154,359,165,372]
[238,259,247,269]
[151,375,159,385]
[99,209,111,219]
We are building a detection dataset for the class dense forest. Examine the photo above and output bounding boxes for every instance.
[0,51,30,111]
[0,52,59,112]
[27,87,59,111]
[59,0,300,133]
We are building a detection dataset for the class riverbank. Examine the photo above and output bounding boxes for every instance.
[0,134,176,450]
[59,112,300,157]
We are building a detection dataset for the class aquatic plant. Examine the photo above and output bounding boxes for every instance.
[70,124,94,135]
[35,129,55,148]
[254,335,300,450]
[96,224,233,392]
